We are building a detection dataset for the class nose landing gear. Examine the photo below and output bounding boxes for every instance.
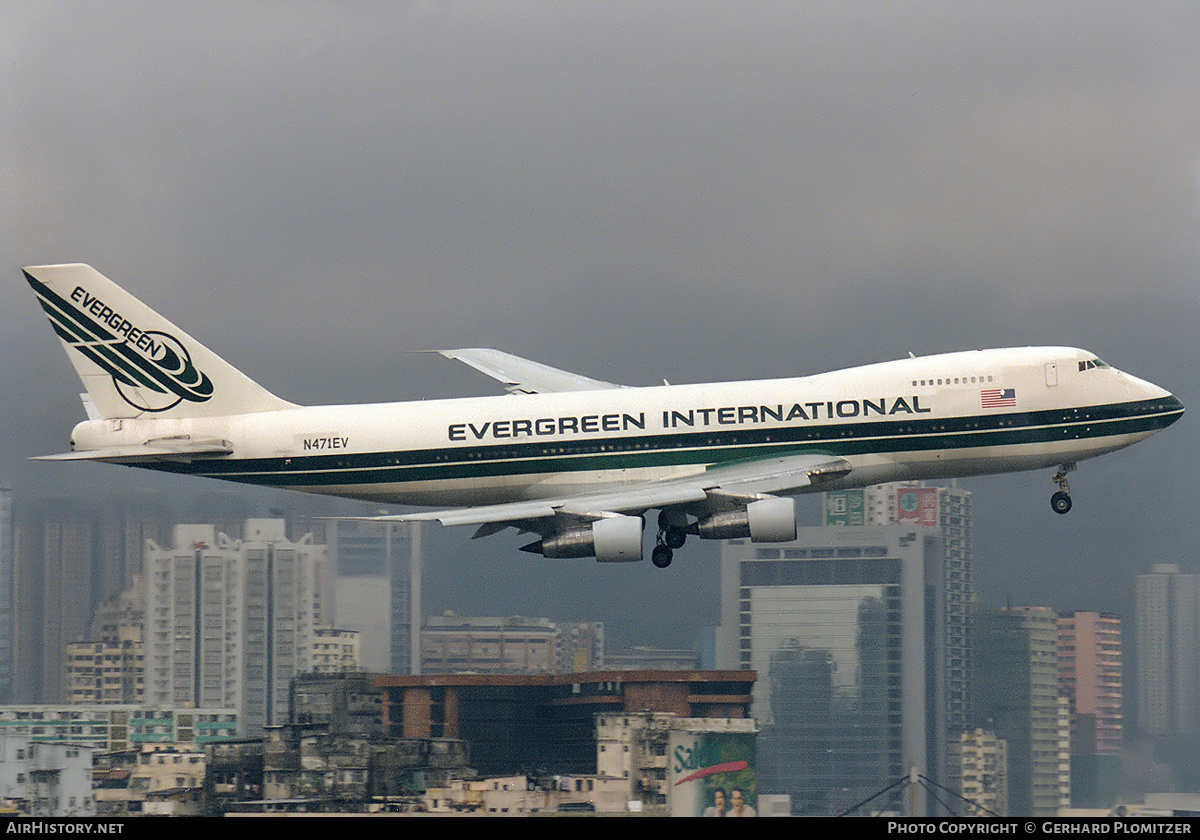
[1051,463,1076,514]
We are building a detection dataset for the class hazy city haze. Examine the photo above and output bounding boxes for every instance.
[3,2,1199,647]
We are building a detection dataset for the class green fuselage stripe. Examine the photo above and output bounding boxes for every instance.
[141,397,1182,489]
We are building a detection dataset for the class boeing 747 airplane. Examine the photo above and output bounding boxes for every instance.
[24,263,1184,568]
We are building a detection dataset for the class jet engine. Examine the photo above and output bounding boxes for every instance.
[523,514,644,562]
[690,497,797,542]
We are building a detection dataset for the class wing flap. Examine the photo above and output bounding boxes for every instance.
[357,453,851,530]
[363,500,560,528]
[695,454,852,496]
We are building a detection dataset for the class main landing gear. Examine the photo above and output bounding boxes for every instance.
[652,545,673,568]
[652,510,688,568]
[1051,463,1076,515]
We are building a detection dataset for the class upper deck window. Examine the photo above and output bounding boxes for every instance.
[913,375,994,387]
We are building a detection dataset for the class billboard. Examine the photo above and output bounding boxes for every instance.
[896,486,939,527]
[824,489,865,526]
[668,731,757,817]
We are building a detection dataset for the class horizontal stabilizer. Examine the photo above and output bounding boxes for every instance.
[33,436,233,464]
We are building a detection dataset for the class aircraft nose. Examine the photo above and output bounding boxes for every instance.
[1160,393,1185,427]
[1123,369,1184,426]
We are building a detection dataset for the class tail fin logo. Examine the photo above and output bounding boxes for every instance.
[27,272,214,413]
[110,328,212,412]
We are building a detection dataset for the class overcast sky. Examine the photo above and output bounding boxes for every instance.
[3,2,1199,646]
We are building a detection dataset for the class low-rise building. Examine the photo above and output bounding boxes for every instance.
[426,774,629,814]
[261,724,467,807]
[311,628,361,674]
[597,713,759,813]
[123,747,206,816]
[0,704,237,752]
[0,735,95,816]
[202,738,264,815]
[421,613,560,674]
[289,671,383,736]
[377,670,755,778]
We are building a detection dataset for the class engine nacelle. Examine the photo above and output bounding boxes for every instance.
[537,515,644,562]
[692,497,797,543]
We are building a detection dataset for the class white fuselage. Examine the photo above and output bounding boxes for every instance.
[68,346,1182,505]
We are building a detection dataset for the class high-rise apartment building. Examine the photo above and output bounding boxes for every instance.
[1057,611,1122,808]
[325,520,420,674]
[64,640,145,705]
[13,499,98,703]
[975,606,1069,817]
[718,524,949,816]
[64,589,145,705]
[95,493,172,598]
[0,486,12,703]
[947,728,1008,816]
[143,519,326,734]
[1136,564,1200,737]
[862,482,975,733]
[1058,611,1122,753]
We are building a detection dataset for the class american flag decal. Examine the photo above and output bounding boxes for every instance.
[981,388,1016,408]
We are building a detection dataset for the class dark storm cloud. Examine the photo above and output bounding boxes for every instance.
[2,2,1199,645]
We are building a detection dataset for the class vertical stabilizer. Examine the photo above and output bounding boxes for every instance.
[24,263,296,419]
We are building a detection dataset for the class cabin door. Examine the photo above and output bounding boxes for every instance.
[1045,362,1058,386]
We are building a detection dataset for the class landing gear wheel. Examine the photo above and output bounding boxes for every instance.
[1051,462,1076,515]
[651,545,673,568]
[656,509,688,553]
[1051,490,1072,515]
[663,527,687,550]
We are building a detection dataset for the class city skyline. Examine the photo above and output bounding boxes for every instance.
[1,483,1194,810]
[4,481,1189,660]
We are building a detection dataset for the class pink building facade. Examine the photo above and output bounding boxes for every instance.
[1057,611,1122,753]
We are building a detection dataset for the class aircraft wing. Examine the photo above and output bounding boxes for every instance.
[437,348,624,394]
[32,436,234,464]
[365,452,852,531]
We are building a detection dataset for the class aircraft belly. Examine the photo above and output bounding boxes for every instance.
[886,429,1152,481]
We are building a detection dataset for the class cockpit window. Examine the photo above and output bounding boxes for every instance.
[1078,358,1110,372]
